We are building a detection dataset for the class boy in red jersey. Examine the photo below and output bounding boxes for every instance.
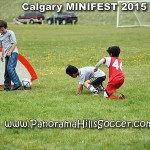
[94,46,127,99]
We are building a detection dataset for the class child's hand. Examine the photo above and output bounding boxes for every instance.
[7,51,12,57]
[94,68,98,72]
[1,55,3,62]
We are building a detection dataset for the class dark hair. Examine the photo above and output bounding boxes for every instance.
[66,65,78,76]
[107,46,120,57]
[0,20,7,29]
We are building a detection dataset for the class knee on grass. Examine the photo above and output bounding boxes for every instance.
[84,80,92,88]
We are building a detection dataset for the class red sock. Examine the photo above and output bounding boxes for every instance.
[106,96,120,99]
[106,94,127,100]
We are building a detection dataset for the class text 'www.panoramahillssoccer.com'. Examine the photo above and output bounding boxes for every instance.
[4,119,150,130]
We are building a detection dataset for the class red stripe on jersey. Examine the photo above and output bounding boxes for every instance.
[104,57,106,64]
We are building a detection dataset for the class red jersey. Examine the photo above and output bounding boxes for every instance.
[104,57,124,82]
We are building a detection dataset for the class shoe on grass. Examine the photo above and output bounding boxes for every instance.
[4,88,10,91]
[93,90,100,96]
[119,94,128,100]
[11,86,21,91]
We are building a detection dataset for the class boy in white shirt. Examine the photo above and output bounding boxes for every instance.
[66,65,106,95]
[0,20,21,91]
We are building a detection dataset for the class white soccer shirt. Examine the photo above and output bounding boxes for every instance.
[0,30,18,57]
[78,67,105,85]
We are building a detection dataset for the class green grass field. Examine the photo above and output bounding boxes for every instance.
[0,24,150,150]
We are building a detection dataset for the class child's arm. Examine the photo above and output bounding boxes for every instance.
[95,58,105,68]
[7,30,17,57]
[76,85,83,94]
[94,58,105,72]
[7,43,17,57]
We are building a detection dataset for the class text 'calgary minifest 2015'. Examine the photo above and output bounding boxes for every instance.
[22,2,118,13]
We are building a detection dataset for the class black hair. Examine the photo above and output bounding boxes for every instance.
[107,46,120,57]
[66,65,78,76]
[0,20,7,29]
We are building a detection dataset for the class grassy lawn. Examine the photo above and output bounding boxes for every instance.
[0,24,150,150]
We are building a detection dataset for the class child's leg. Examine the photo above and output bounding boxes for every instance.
[84,80,98,94]
[99,76,106,88]
[8,53,21,87]
[104,77,125,99]
[104,89,123,99]
[4,56,11,90]
[91,76,106,91]
[106,94,127,100]
[104,89,127,99]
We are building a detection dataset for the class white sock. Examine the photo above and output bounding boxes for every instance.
[87,84,97,93]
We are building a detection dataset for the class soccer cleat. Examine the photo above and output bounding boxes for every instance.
[93,90,100,96]
[11,85,22,91]
[4,88,10,91]
[119,94,128,100]
[96,85,105,92]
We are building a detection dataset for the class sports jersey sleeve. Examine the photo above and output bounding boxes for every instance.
[9,31,17,44]
[79,74,85,85]
[104,57,111,68]
[95,58,105,68]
